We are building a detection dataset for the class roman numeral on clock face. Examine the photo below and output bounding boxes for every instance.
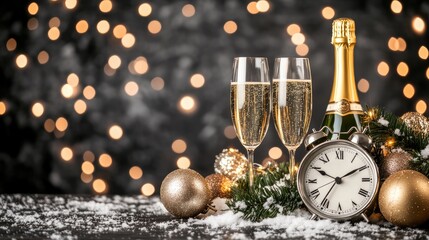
[358,188,369,197]
[336,150,344,160]
[362,178,371,182]
[310,189,320,199]
[321,198,329,208]
[318,154,330,163]
[337,203,342,211]
[307,179,317,184]
[351,153,358,163]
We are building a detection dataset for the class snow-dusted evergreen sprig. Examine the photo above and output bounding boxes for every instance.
[363,106,429,177]
[226,163,302,222]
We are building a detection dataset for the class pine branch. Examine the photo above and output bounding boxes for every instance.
[226,162,302,222]
[363,106,429,177]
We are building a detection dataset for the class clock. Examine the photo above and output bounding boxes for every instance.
[297,128,379,222]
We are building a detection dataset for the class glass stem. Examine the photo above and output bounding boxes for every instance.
[247,148,255,187]
[288,148,296,184]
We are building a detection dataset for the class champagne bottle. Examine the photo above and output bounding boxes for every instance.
[321,18,363,139]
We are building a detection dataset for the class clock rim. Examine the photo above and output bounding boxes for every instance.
[297,139,380,221]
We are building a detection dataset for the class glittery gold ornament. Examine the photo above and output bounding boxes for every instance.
[400,112,429,136]
[160,169,211,218]
[214,148,248,181]
[380,151,412,179]
[205,173,233,199]
[378,170,429,227]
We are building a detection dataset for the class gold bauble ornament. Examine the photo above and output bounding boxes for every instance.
[214,148,248,181]
[378,170,429,227]
[380,151,412,179]
[160,169,211,218]
[205,173,233,199]
[400,112,429,135]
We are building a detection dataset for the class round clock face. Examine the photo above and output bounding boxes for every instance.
[297,140,379,220]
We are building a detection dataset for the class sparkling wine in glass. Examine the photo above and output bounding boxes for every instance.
[272,57,312,183]
[230,57,271,187]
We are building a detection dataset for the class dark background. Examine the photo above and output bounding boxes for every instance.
[0,0,428,195]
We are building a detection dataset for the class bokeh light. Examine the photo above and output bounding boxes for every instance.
[61,147,73,161]
[296,44,309,56]
[97,20,110,34]
[6,38,17,51]
[81,161,95,175]
[37,51,49,64]
[190,74,205,88]
[396,62,409,77]
[286,24,300,36]
[182,4,196,17]
[148,20,162,34]
[83,86,96,100]
[178,95,197,113]
[291,33,305,45]
[247,2,258,14]
[124,81,139,96]
[113,25,127,39]
[256,0,270,13]
[99,0,112,13]
[121,33,135,48]
[48,27,60,41]
[223,125,236,139]
[99,153,113,168]
[74,99,87,114]
[108,55,121,69]
[224,21,238,34]
[16,54,28,68]
[138,3,152,17]
[377,61,389,76]
[412,16,425,34]
[64,0,77,9]
[93,179,107,193]
[268,147,282,159]
[390,0,402,14]
[176,156,191,169]
[109,125,123,140]
[61,84,74,98]
[32,102,44,117]
[151,77,164,91]
[28,2,39,15]
[80,173,93,183]
[416,100,427,114]
[403,83,415,99]
[56,117,68,132]
[76,20,89,34]
[321,6,335,20]
[129,166,143,180]
[67,73,79,87]
[0,101,7,115]
[83,151,95,162]
[357,78,370,93]
[171,139,187,154]
[49,17,60,28]
[141,183,155,196]
[418,46,428,60]
[44,119,55,132]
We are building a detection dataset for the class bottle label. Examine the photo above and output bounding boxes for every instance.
[325,99,363,116]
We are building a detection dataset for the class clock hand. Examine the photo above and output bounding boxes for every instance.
[340,165,368,179]
[320,182,336,208]
[314,179,335,190]
[313,168,336,179]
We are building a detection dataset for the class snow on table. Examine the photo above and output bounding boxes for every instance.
[0,195,426,239]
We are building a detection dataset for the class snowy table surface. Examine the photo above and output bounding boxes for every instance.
[0,194,428,240]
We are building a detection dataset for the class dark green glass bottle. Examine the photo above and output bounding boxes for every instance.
[321,18,363,139]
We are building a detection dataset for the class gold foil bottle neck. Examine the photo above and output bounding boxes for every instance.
[332,18,356,45]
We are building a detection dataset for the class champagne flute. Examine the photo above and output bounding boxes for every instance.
[272,57,312,184]
[230,57,271,187]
